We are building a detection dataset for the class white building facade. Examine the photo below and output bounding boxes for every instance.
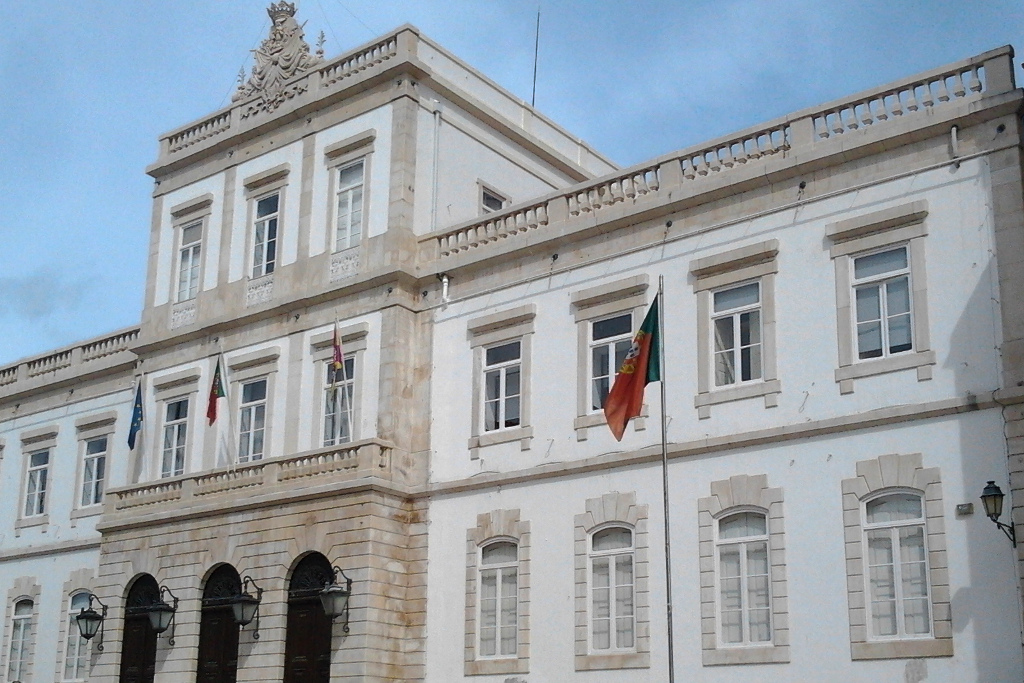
[2,5,1024,682]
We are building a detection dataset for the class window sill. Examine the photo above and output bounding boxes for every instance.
[15,514,48,531]
[851,637,952,660]
[835,350,935,394]
[574,406,648,440]
[469,426,533,457]
[575,651,650,671]
[695,379,781,419]
[703,644,790,666]
[70,505,103,521]
[464,657,528,676]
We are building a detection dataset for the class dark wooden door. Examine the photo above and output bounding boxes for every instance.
[197,605,239,683]
[283,598,331,683]
[118,614,157,683]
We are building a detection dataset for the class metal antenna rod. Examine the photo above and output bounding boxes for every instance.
[531,7,541,107]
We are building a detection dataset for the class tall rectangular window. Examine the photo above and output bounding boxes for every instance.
[177,221,202,302]
[161,398,188,478]
[712,282,762,387]
[716,511,771,645]
[590,314,632,411]
[252,193,279,278]
[24,449,49,517]
[335,160,364,251]
[853,246,912,360]
[63,592,91,681]
[80,437,107,507]
[238,379,267,462]
[7,600,32,683]
[484,341,521,432]
[590,527,635,652]
[323,358,355,446]
[479,541,518,658]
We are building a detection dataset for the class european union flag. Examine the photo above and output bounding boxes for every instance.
[128,382,143,449]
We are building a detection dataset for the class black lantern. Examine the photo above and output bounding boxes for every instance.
[230,576,263,639]
[319,566,353,633]
[148,586,179,645]
[981,481,1016,546]
[75,594,108,651]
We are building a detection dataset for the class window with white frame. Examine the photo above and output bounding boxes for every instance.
[80,437,107,507]
[63,592,91,681]
[23,449,49,517]
[863,492,931,639]
[590,526,635,652]
[712,282,762,387]
[238,379,268,462]
[483,342,521,432]
[251,193,279,278]
[161,398,188,478]
[176,221,202,302]
[478,541,518,658]
[335,160,365,251]
[481,187,507,213]
[323,358,356,447]
[852,246,913,361]
[7,599,33,683]
[716,511,771,646]
[590,315,633,411]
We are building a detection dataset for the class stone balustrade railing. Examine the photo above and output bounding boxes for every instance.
[422,46,1013,265]
[0,326,140,395]
[319,35,399,89]
[166,111,232,155]
[108,439,393,513]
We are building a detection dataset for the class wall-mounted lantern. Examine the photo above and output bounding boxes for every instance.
[148,586,179,645]
[75,594,109,651]
[319,566,353,633]
[230,576,263,639]
[981,481,1017,547]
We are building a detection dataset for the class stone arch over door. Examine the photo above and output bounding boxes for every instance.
[197,564,241,683]
[120,574,159,683]
[283,552,334,683]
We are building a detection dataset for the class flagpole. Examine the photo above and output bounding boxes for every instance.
[658,275,676,683]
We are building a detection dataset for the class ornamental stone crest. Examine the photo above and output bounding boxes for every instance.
[233,2,324,114]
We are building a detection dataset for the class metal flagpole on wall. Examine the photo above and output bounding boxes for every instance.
[658,275,676,683]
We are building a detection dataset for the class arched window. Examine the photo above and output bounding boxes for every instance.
[716,510,771,645]
[284,553,334,683]
[589,526,635,652]
[7,599,33,682]
[120,575,159,683]
[864,492,931,638]
[478,541,518,658]
[64,592,91,681]
[197,565,241,683]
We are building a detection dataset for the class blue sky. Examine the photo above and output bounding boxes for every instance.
[0,0,1021,365]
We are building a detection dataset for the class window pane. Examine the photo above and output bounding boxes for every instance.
[715,350,735,386]
[485,342,520,366]
[888,314,913,353]
[740,310,760,346]
[713,316,734,352]
[593,314,632,340]
[181,223,202,245]
[857,321,883,359]
[242,379,267,403]
[482,542,517,564]
[30,450,48,467]
[740,345,761,382]
[886,277,910,314]
[256,193,278,217]
[714,282,759,312]
[856,285,881,323]
[339,160,364,187]
[593,527,632,551]
[866,494,923,523]
[504,396,520,428]
[855,247,907,279]
[719,512,767,539]
[86,437,107,455]
[505,367,520,397]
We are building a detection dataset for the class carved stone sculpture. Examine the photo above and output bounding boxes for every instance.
[233,2,323,114]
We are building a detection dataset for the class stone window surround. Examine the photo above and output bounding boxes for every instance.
[477,179,509,214]
[571,275,650,441]
[54,569,97,683]
[243,163,290,287]
[465,509,531,677]
[169,194,213,307]
[210,346,282,465]
[467,305,535,457]
[16,426,58,532]
[691,240,780,419]
[2,577,41,683]
[324,130,375,256]
[842,452,952,660]
[152,369,201,480]
[698,474,789,666]
[828,201,934,394]
[574,491,651,671]
[310,324,369,448]
[71,411,117,521]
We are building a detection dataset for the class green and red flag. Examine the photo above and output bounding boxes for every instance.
[604,295,661,441]
[206,357,226,425]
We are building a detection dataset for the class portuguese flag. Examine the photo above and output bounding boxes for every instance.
[206,357,226,425]
[604,295,661,441]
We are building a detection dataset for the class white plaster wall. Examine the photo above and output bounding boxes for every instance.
[152,174,224,307]
[424,409,1022,682]
[428,159,1003,483]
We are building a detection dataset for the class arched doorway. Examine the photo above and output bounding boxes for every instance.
[197,564,241,683]
[119,575,159,683]
[283,553,333,683]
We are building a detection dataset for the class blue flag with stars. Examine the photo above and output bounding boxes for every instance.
[128,382,143,449]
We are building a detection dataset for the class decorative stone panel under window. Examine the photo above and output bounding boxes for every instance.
[465,509,530,676]
[697,474,789,665]
[841,452,952,660]
[574,491,650,671]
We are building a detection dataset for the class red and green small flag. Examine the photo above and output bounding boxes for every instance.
[206,357,226,425]
[604,295,661,441]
